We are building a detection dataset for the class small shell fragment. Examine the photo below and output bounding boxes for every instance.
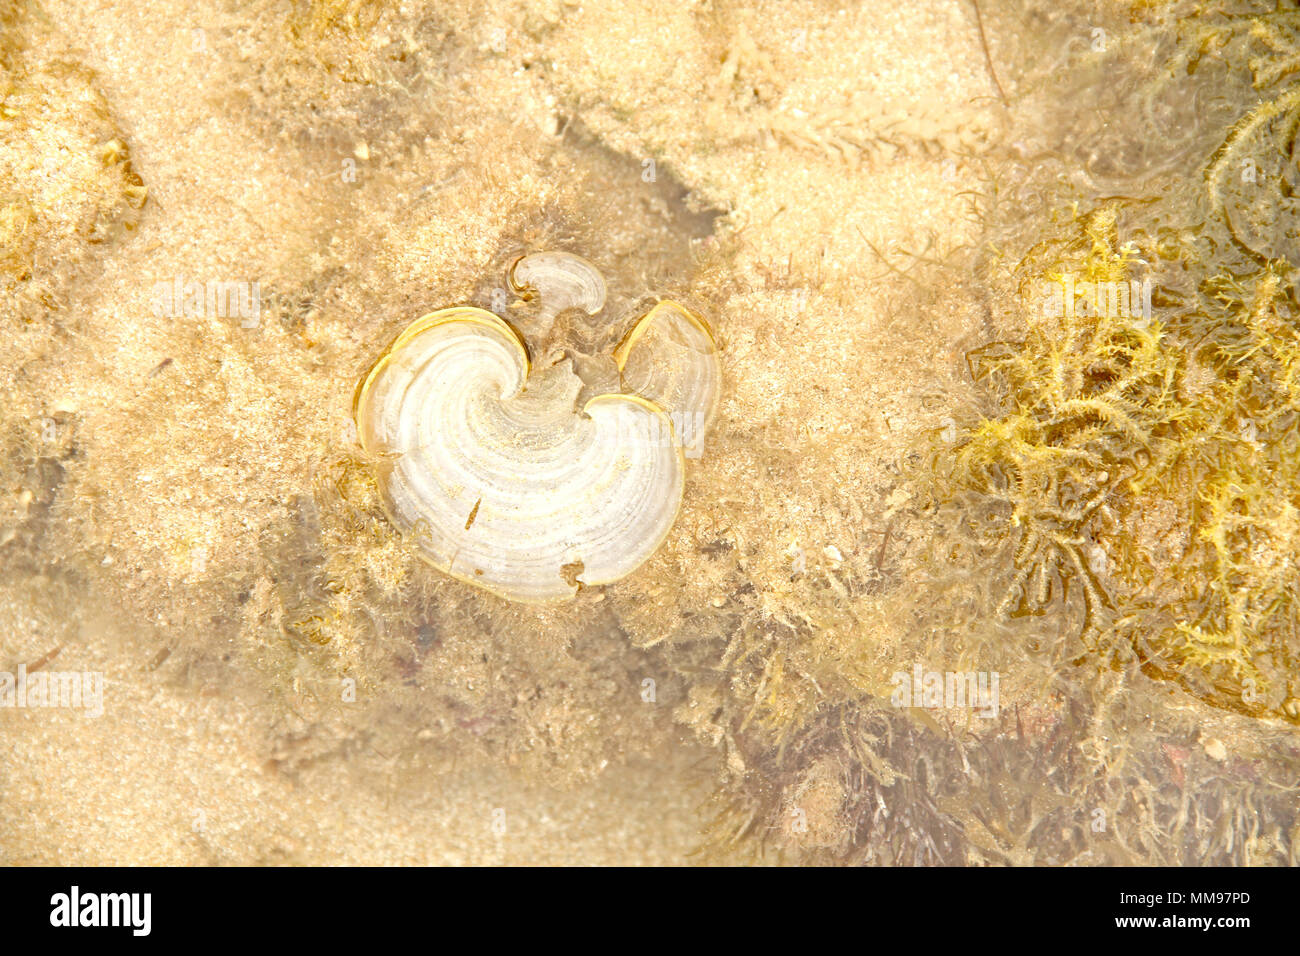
[508,251,606,339]
[354,307,685,602]
[614,300,721,458]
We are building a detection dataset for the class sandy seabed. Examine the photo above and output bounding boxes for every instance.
[2,0,1298,866]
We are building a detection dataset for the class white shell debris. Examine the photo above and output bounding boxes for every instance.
[354,307,685,602]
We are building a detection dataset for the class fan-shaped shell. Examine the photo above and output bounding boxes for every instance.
[354,307,685,602]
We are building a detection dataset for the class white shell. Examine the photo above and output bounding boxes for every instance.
[354,307,684,602]
[614,301,721,459]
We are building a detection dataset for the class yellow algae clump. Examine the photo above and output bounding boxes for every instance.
[940,203,1300,722]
